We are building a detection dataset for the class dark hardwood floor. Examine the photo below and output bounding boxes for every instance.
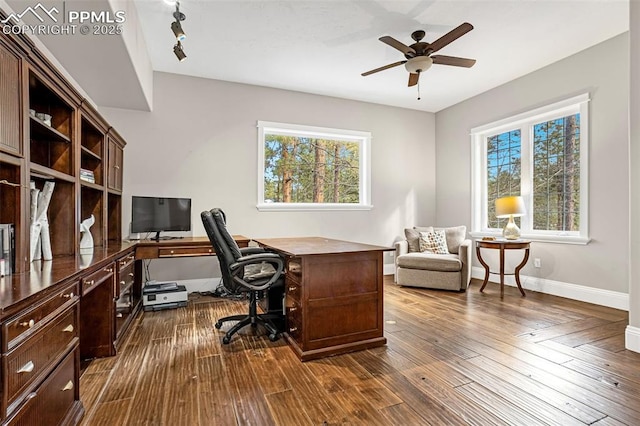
[79,277,640,425]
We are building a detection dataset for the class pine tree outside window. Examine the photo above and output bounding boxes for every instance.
[470,94,590,244]
[257,121,372,211]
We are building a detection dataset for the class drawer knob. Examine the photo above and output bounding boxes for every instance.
[17,360,34,374]
[62,292,74,299]
[120,280,126,285]
[62,381,74,391]
[170,250,175,254]
[289,327,298,333]
[288,286,297,292]
[86,280,95,286]
[105,267,113,273]
[62,324,74,333]
[128,273,134,277]
[289,307,297,312]
[19,319,35,328]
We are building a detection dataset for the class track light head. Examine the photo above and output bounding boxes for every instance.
[171,20,186,41]
[173,41,187,61]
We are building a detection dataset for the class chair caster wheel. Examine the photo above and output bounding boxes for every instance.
[214,321,222,329]
[268,333,279,342]
[222,336,231,344]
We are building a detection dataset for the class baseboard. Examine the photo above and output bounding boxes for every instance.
[626,325,640,352]
[384,263,395,276]
[172,277,221,294]
[471,267,629,311]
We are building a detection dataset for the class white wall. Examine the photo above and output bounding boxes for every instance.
[435,33,629,294]
[100,72,436,281]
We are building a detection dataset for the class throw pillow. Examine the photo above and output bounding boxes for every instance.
[438,225,466,254]
[405,227,433,252]
[419,230,449,254]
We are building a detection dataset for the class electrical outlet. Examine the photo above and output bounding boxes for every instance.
[534,258,541,268]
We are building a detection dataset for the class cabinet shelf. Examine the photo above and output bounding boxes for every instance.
[79,180,104,191]
[29,116,70,144]
[30,164,75,183]
[81,145,101,161]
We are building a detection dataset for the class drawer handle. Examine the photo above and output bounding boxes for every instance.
[25,391,37,401]
[128,273,134,277]
[289,307,297,312]
[62,381,74,391]
[62,292,74,299]
[289,327,298,333]
[120,280,126,285]
[19,319,35,328]
[86,280,95,286]
[288,286,297,292]
[104,267,113,273]
[170,250,175,254]
[17,361,34,374]
[62,324,74,333]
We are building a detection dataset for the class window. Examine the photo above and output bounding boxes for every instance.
[257,121,372,211]
[471,94,589,244]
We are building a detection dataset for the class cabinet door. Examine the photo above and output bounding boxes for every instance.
[0,40,21,155]
[107,138,123,192]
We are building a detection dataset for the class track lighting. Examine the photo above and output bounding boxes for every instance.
[173,41,187,61]
[171,20,185,41]
[170,1,187,61]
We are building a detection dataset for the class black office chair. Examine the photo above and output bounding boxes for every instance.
[201,208,284,344]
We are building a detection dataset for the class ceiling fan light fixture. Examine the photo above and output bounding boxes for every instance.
[405,56,433,74]
[173,41,187,61]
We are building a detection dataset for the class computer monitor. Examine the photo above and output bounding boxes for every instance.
[131,196,191,241]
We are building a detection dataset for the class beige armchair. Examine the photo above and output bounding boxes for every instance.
[394,225,472,291]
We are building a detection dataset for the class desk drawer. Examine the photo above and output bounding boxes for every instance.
[285,279,301,303]
[5,305,78,411]
[286,257,302,283]
[117,252,136,270]
[285,297,302,345]
[5,349,77,426]
[4,281,78,349]
[82,264,115,296]
[158,246,215,258]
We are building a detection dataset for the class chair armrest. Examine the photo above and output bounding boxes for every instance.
[395,240,408,257]
[459,239,472,289]
[230,253,284,291]
[239,246,267,256]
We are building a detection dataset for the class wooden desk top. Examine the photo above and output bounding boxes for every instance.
[254,237,394,257]
[134,235,249,247]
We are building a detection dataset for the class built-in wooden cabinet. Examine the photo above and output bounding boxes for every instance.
[0,7,132,425]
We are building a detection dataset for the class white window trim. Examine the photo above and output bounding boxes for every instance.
[470,94,590,245]
[257,121,372,211]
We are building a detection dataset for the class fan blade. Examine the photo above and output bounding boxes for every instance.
[361,60,407,76]
[408,72,419,87]
[432,55,476,68]
[428,22,473,54]
[379,36,416,57]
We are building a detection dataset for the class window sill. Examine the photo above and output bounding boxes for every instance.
[470,231,590,245]
[257,203,373,212]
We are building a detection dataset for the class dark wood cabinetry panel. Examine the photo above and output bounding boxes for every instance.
[0,39,21,155]
[107,132,124,193]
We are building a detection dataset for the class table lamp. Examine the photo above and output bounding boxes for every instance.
[495,196,526,240]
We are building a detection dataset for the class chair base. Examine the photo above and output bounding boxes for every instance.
[215,290,283,344]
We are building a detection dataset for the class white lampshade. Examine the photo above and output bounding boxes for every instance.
[495,196,526,218]
[405,56,433,74]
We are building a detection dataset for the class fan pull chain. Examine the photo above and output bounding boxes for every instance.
[417,80,421,100]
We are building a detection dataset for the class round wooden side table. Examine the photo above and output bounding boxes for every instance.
[475,239,531,298]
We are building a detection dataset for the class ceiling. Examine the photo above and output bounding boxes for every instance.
[5,0,630,113]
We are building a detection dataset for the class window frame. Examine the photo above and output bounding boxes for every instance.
[470,94,590,244]
[257,121,372,211]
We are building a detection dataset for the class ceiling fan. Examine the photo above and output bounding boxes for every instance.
[362,23,476,89]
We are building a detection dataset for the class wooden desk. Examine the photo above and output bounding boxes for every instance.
[134,236,250,259]
[254,237,393,361]
[476,239,531,297]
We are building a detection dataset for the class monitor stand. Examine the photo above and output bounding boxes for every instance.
[152,232,181,241]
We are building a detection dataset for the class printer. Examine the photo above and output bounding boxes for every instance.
[143,281,188,311]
